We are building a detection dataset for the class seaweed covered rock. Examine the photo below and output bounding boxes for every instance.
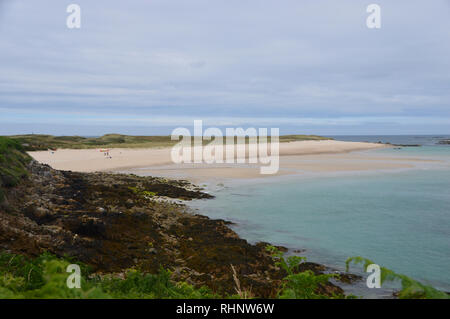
[0,158,286,296]
[0,137,347,297]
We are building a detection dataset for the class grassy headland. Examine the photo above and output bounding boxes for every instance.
[0,137,32,202]
[4,134,332,151]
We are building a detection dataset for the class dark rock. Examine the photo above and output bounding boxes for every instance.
[0,161,352,298]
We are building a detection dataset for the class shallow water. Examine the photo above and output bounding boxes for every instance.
[189,140,450,295]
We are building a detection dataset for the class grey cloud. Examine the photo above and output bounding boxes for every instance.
[0,0,449,134]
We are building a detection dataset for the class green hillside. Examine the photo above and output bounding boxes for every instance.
[0,137,31,202]
[4,134,332,151]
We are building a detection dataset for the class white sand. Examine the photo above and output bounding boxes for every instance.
[29,140,385,172]
[28,140,433,183]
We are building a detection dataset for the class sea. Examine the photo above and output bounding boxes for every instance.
[189,135,450,297]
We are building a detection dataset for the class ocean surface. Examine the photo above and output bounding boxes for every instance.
[189,135,450,296]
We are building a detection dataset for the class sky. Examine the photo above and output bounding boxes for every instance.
[1,0,450,136]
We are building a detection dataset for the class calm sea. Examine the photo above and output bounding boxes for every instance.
[190,135,450,296]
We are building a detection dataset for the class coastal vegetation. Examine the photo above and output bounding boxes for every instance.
[266,245,349,299]
[0,137,31,202]
[0,250,343,299]
[0,246,345,299]
[3,134,332,151]
[1,248,447,299]
[0,136,447,299]
[346,257,449,299]
[0,252,216,299]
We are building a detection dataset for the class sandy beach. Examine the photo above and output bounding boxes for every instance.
[28,140,439,183]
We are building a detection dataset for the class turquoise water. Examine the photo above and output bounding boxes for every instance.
[190,144,450,294]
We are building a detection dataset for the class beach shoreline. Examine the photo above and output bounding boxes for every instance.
[28,140,443,184]
[20,137,450,296]
[28,140,390,178]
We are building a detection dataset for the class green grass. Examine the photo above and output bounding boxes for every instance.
[0,137,32,202]
[279,135,331,142]
[266,245,349,299]
[0,252,217,299]
[1,249,446,299]
[4,134,178,151]
[3,134,332,151]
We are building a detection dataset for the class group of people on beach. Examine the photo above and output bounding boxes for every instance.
[48,148,113,159]
[101,149,112,159]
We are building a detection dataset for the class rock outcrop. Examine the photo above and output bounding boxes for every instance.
[0,160,348,297]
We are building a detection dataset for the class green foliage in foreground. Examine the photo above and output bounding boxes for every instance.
[0,252,216,299]
[266,245,348,299]
[97,268,215,299]
[0,249,342,299]
[0,251,447,299]
[346,256,449,299]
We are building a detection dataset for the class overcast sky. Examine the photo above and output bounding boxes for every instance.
[1,0,450,135]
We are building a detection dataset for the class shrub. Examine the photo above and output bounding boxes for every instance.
[0,252,215,299]
[266,245,343,299]
[346,256,449,299]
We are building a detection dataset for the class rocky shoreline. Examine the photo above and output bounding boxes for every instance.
[0,160,358,297]
[438,139,450,145]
